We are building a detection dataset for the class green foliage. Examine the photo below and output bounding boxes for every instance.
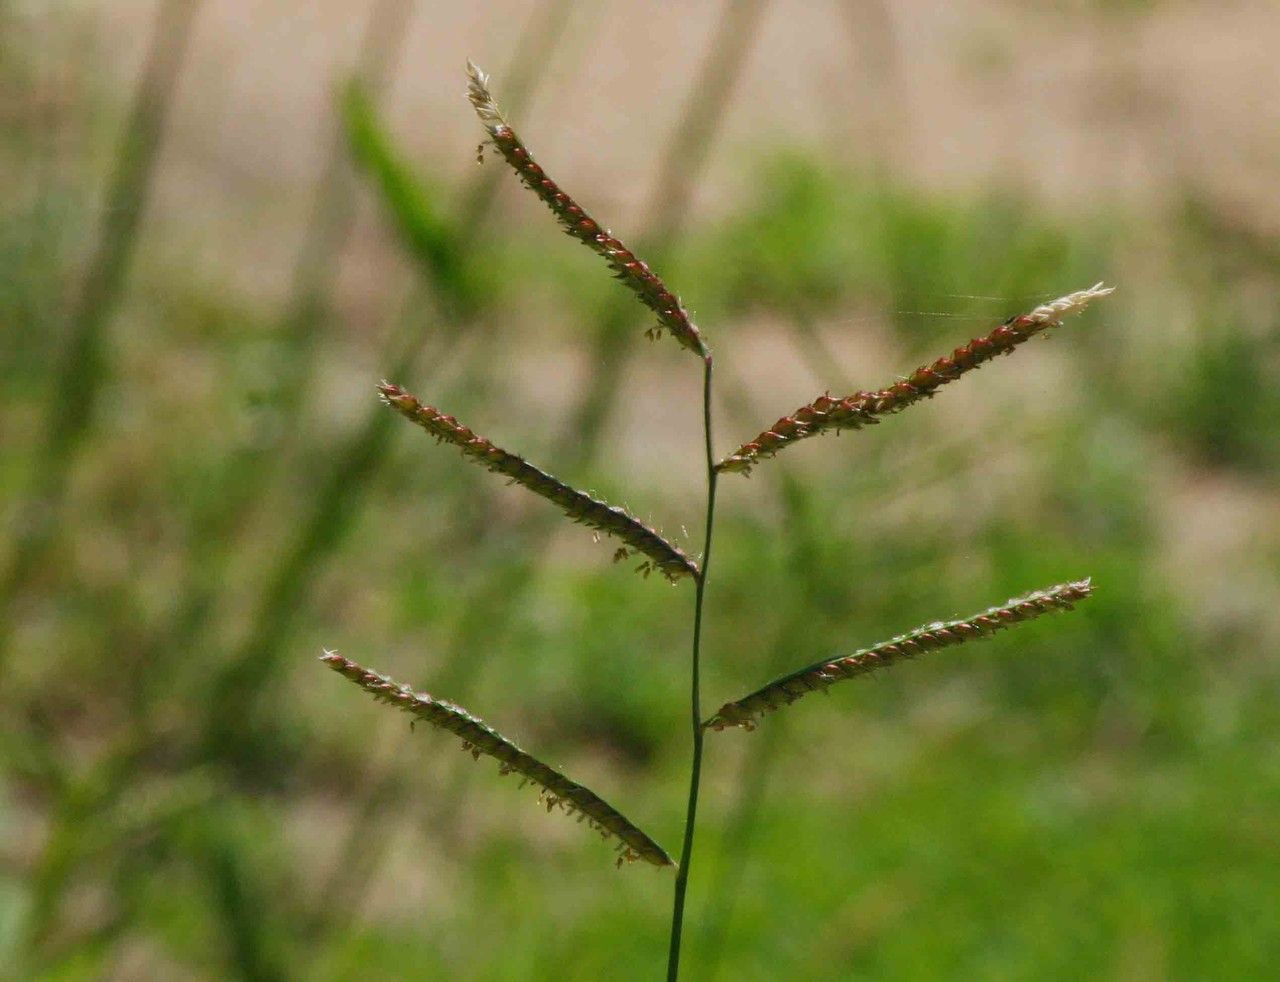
[342,81,479,314]
[1166,309,1280,475]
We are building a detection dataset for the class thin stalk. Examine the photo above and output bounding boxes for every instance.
[667,354,719,980]
[691,335,854,978]
[697,480,830,981]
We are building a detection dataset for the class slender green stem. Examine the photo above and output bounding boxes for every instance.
[667,353,719,980]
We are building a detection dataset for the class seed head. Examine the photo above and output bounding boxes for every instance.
[718,285,1115,475]
[322,651,675,868]
[705,579,1094,730]
[465,61,706,357]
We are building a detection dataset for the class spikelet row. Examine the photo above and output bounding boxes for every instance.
[380,382,699,582]
[466,60,705,357]
[322,652,675,868]
[704,579,1093,731]
[717,284,1114,475]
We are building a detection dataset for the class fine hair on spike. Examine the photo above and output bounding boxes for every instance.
[717,284,1114,475]
[379,381,700,582]
[704,580,1094,731]
[321,652,675,868]
[465,60,706,357]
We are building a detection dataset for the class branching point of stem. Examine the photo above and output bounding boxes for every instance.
[666,354,719,981]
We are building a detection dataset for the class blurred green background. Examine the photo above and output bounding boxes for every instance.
[4,1,1279,978]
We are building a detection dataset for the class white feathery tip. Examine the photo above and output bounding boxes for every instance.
[1024,282,1115,325]
[465,59,505,129]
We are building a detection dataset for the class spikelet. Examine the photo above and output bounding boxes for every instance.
[717,284,1115,475]
[705,579,1093,731]
[380,382,699,582]
[321,652,675,868]
[466,60,706,357]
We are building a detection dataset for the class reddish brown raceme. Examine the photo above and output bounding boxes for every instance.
[466,61,705,357]
[379,382,699,582]
[717,284,1114,474]
[704,579,1094,731]
[322,652,674,868]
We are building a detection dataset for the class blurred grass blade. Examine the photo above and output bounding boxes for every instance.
[322,652,675,868]
[200,365,416,751]
[200,0,575,763]
[23,764,220,964]
[343,79,471,308]
[706,580,1093,731]
[261,0,418,411]
[0,0,202,658]
[193,807,289,982]
[40,0,201,463]
[125,1,421,708]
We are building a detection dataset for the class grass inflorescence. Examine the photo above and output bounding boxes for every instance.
[379,381,699,582]
[466,60,705,356]
[323,63,1112,980]
[718,284,1114,475]
[322,652,674,868]
[704,579,1094,731]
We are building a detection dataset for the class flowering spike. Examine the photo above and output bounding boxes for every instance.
[704,579,1093,731]
[321,652,675,868]
[717,284,1115,474]
[465,60,706,357]
[379,382,699,582]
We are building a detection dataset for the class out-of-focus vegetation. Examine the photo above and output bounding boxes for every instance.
[3,5,1279,979]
